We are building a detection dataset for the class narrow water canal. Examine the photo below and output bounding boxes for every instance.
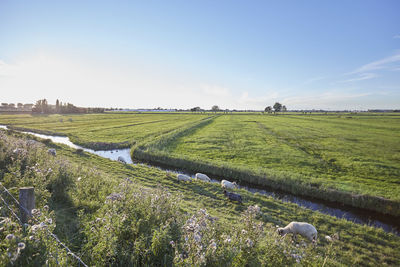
[1,124,399,235]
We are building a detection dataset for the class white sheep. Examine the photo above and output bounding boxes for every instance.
[221,179,237,189]
[195,173,211,182]
[177,174,192,182]
[277,222,317,243]
[117,156,126,164]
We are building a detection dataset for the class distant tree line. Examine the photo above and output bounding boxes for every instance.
[32,99,105,114]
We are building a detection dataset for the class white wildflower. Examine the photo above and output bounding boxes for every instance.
[17,242,26,250]
[5,234,15,240]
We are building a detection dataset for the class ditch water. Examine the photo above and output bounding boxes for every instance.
[1,124,399,235]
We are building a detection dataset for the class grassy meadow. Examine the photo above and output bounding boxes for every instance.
[1,130,399,266]
[1,112,400,215]
[0,113,210,149]
[159,114,400,199]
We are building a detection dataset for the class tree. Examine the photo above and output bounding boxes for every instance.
[191,107,201,112]
[17,103,23,108]
[211,105,220,112]
[273,102,282,112]
[282,105,287,112]
[264,106,272,113]
[56,99,60,112]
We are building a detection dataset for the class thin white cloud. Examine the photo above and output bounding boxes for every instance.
[339,73,378,83]
[394,34,400,39]
[340,51,400,83]
[351,51,400,74]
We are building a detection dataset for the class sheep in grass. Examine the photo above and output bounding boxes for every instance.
[195,173,211,182]
[221,180,237,189]
[47,149,56,156]
[177,174,192,182]
[117,156,126,164]
[277,222,318,244]
[223,190,242,203]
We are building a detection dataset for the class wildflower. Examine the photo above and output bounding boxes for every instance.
[241,229,248,235]
[43,205,49,211]
[31,209,41,216]
[246,238,254,247]
[31,225,39,233]
[17,242,26,250]
[5,234,15,240]
[224,237,231,244]
[170,241,175,247]
[46,218,52,224]
[29,236,34,241]
[248,205,261,214]
[77,177,81,181]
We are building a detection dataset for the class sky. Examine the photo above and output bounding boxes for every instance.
[0,0,399,110]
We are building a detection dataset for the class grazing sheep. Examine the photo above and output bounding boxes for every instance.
[117,156,126,164]
[47,149,56,156]
[177,174,192,182]
[277,222,318,243]
[221,180,237,189]
[223,190,242,203]
[195,173,211,182]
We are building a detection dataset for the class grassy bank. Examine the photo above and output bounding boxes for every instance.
[1,130,400,266]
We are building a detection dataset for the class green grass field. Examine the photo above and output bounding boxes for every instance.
[1,112,399,215]
[1,130,399,266]
[0,113,209,149]
[161,114,400,200]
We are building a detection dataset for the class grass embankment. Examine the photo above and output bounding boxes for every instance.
[0,113,209,150]
[132,114,400,216]
[1,130,400,266]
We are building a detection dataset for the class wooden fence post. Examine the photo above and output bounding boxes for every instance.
[19,187,35,223]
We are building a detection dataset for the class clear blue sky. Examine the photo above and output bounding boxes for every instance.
[1,0,399,110]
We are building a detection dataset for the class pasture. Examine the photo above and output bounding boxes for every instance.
[1,112,400,214]
[0,130,399,266]
[161,114,400,201]
[0,113,209,149]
